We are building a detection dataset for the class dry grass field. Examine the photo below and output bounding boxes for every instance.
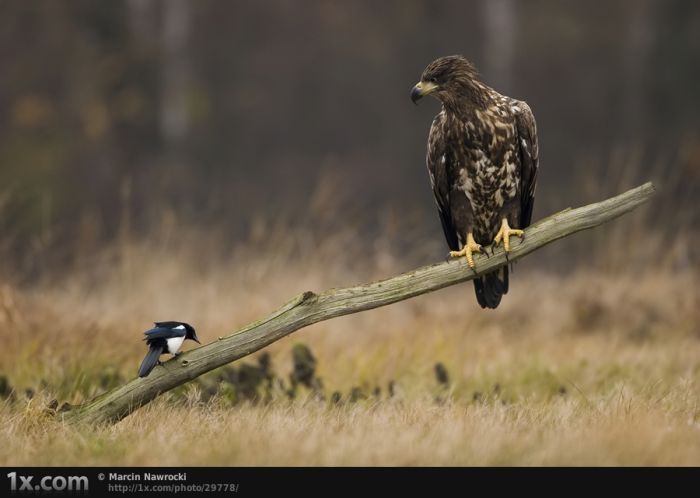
[0,186,698,465]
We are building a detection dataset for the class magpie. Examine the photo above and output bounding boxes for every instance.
[138,321,200,378]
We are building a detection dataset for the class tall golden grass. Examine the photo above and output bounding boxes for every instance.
[0,151,697,465]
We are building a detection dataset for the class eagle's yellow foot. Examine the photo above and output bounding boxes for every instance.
[493,218,524,253]
[449,233,482,269]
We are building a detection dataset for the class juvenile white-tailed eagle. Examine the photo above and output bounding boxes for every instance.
[411,55,539,309]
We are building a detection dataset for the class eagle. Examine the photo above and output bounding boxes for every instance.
[411,55,539,309]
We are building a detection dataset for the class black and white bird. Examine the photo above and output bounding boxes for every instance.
[138,321,200,378]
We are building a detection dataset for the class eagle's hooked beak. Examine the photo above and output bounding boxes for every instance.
[411,81,437,105]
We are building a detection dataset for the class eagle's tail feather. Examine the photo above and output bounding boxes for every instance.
[473,267,508,309]
[138,346,163,378]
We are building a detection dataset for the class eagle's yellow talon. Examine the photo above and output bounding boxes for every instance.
[449,233,481,268]
[493,218,524,253]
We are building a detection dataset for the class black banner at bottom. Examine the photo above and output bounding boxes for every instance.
[1,467,695,495]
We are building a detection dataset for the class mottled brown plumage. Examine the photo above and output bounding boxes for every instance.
[412,55,539,308]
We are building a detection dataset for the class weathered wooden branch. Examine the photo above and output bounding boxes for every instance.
[62,182,655,425]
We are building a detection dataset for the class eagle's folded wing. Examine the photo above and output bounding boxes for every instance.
[427,113,460,251]
[513,100,539,229]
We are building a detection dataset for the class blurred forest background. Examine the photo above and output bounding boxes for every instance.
[0,0,698,280]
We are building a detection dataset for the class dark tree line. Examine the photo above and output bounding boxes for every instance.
[0,1,697,270]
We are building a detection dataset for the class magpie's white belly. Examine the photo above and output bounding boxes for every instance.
[166,336,185,355]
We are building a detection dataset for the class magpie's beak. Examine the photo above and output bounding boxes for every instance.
[410,81,437,105]
[192,334,201,344]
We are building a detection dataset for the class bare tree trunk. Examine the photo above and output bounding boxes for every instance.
[621,0,653,143]
[482,0,516,90]
[127,0,156,41]
[160,0,191,145]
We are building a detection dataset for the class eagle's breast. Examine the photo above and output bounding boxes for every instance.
[455,99,521,242]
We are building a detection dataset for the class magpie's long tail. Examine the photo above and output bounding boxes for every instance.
[473,266,509,309]
[138,346,163,378]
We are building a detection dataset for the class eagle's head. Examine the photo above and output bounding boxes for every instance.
[411,55,480,105]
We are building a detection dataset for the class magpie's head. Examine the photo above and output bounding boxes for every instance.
[183,323,201,344]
